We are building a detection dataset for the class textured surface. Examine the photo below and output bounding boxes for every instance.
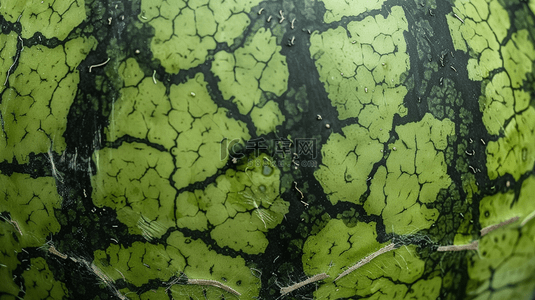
[1,0,535,299]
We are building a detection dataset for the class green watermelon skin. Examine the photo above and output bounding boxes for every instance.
[1,0,535,299]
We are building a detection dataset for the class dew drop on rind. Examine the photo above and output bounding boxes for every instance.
[262,165,273,176]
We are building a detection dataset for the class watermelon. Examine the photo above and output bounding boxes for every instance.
[1,0,535,299]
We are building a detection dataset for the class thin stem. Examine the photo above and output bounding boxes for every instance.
[280,273,329,295]
[187,279,241,297]
[335,243,396,281]
[437,240,478,252]
[480,216,520,236]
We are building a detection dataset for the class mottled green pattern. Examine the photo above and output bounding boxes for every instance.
[445,1,535,297]
[468,217,535,299]
[309,6,409,123]
[0,0,535,299]
[91,142,176,237]
[105,68,250,188]
[0,32,17,94]
[0,0,86,40]
[0,173,65,299]
[0,37,96,163]
[175,154,289,254]
[319,0,387,23]
[0,173,63,246]
[141,0,262,73]
[479,176,535,231]
[447,0,535,182]
[367,114,455,235]
[312,6,412,209]
[302,219,440,299]
[212,27,289,119]
[486,108,535,180]
[314,124,383,205]
[22,257,68,299]
[0,220,21,297]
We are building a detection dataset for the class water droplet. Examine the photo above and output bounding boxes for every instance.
[262,165,273,176]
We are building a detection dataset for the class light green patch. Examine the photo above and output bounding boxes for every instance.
[480,72,515,134]
[319,0,387,23]
[0,32,18,94]
[22,257,68,299]
[309,6,409,131]
[97,68,289,251]
[492,248,535,291]
[93,144,287,254]
[485,280,535,300]
[136,288,169,300]
[472,0,489,19]
[467,49,501,81]
[0,37,96,163]
[448,0,535,140]
[0,173,62,247]
[106,71,250,189]
[477,29,535,136]
[167,230,260,298]
[486,107,535,181]
[141,0,262,73]
[310,6,426,212]
[405,277,442,299]
[502,30,535,89]
[0,0,86,41]
[447,0,535,183]
[106,76,173,148]
[302,219,429,299]
[118,58,145,87]
[446,15,467,52]
[314,124,383,205]
[479,176,535,229]
[446,0,503,55]
[366,113,455,235]
[178,153,289,254]
[169,75,250,189]
[94,242,185,287]
[212,28,289,115]
[467,219,535,297]
[91,142,176,239]
[487,0,510,42]
[250,101,285,135]
[0,220,22,297]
